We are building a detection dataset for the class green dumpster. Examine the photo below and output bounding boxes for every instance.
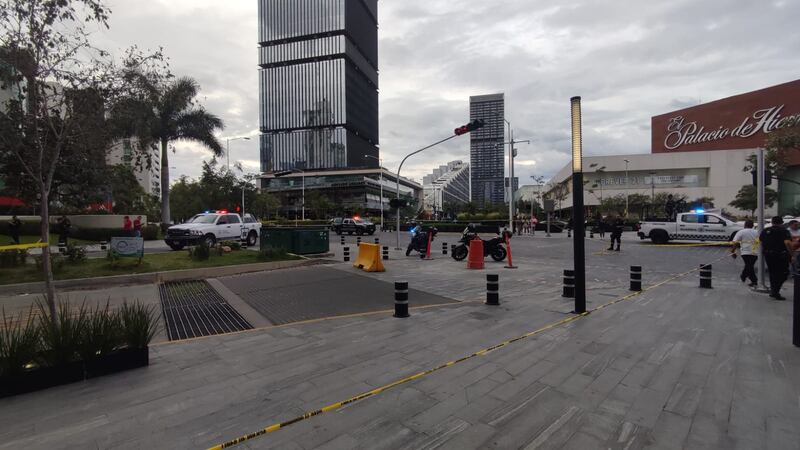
[260,226,329,255]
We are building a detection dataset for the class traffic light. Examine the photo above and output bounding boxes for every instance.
[751,169,773,186]
[390,198,408,208]
[454,119,485,136]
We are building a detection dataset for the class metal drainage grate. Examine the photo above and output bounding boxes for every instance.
[159,280,253,341]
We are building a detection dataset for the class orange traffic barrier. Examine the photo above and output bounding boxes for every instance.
[504,232,517,269]
[353,243,385,272]
[467,239,484,269]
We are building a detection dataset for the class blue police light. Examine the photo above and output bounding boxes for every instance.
[690,209,704,214]
[204,210,211,213]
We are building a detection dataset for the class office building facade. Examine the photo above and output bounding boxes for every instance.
[258,0,379,172]
[422,160,470,212]
[469,93,505,205]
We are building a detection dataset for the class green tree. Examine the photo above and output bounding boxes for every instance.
[111,72,224,224]
[251,192,280,220]
[0,0,123,317]
[107,165,149,214]
[729,185,777,216]
[599,194,627,216]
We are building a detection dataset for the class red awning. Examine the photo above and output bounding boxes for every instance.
[0,196,25,206]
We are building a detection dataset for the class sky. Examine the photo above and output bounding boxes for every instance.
[94,0,800,187]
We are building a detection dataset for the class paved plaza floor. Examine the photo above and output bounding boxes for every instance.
[0,233,798,449]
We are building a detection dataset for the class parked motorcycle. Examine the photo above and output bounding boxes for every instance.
[406,226,438,258]
[451,225,510,262]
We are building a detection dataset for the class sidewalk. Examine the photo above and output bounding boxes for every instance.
[1,253,797,449]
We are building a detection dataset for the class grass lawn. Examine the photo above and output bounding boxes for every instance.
[0,234,97,246]
[0,250,300,285]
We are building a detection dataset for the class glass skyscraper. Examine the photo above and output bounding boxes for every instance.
[469,93,505,205]
[258,0,379,172]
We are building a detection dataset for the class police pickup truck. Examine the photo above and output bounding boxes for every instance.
[637,210,743,244]
[165,211,260,250]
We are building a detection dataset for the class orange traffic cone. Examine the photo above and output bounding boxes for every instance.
[467,239,484,269]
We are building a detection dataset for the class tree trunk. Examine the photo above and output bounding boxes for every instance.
[160,139,171,224]
[39,184,57,324]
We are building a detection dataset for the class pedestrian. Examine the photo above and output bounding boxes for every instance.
[664,194,676,221]
[596,215,605,239]
[56,215,71,246]
[760,216,792,300]
[123,215,133,236]
[608,215,623,251]
[731,219,759,287]
[8,215,22,244]
[531,216,538,236]
[133,216,143,237]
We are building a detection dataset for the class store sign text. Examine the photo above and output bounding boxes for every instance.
[664,105,800,150]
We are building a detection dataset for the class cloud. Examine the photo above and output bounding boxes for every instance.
[91,0,799,188]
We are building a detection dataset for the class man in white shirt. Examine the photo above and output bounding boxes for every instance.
[731,219,759,287]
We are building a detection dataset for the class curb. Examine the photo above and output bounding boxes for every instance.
[1,259,324,295]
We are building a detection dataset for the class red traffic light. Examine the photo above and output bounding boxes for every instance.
[454,119,485,136]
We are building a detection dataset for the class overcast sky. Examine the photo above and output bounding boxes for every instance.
[95,0,800,186]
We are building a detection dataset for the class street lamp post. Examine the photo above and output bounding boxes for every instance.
[225,136,251,171]
[570,96,586,315]
[623,159,630,217]
[364,154,384,231]
[395,134,460,250]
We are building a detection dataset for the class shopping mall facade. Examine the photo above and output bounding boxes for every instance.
[545,79,800,217]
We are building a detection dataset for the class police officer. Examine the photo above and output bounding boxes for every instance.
[760,216,792,300]
[608,215,623,251]
[664,194,676,221]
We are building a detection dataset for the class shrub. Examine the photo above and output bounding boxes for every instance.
[0,249,28,268]
[119,302,159,349]
[34,253,65,273]
[64,243,87,263]
[219,240,241,251]
[77,301,122,362]
[36,299,88,367]
[0,307,40,377]
[141,224,159,240]
[187,241,211,261]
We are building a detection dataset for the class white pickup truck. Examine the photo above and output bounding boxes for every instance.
[637,210,743,244]
[164,212,260,250]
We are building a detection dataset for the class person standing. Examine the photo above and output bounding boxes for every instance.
[8,215,22,244]
[731,220,759,287]
[596,214,605,239]
[57,215,71,246]
[123,216,133,237]
[664,194,676,221]
[133,216,143,237]
[531,216,538,236]
[608,216,623,251]
[760,216,792,300]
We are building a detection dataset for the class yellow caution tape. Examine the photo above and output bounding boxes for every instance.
[0,241,48,251]
[207,252,727,450]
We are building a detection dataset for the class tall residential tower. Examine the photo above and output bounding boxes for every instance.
[469,93,505,205]
[258,0,379,172]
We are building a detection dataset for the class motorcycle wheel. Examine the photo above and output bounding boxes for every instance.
[452,245,468,261]
[490,246,507,262]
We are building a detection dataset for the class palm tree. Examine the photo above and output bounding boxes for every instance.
[111,75,224,224]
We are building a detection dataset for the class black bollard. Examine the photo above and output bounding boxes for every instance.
[356,236,362,246]
[794,275,799,347]
[486,274,500,305]
[442,242,448,255]
[343,246,350,262]
[374,237,380,244]
[382,246,389,260]
[567,229,572,238]
[630,265,642,292]
[563,269,575,298]
[699,264,712,288]
[590,229,594,238]
[394,281,409,318]
[340,235,345,245]
[451,244,456,255]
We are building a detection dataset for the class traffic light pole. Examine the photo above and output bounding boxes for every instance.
[395,134,459,250]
